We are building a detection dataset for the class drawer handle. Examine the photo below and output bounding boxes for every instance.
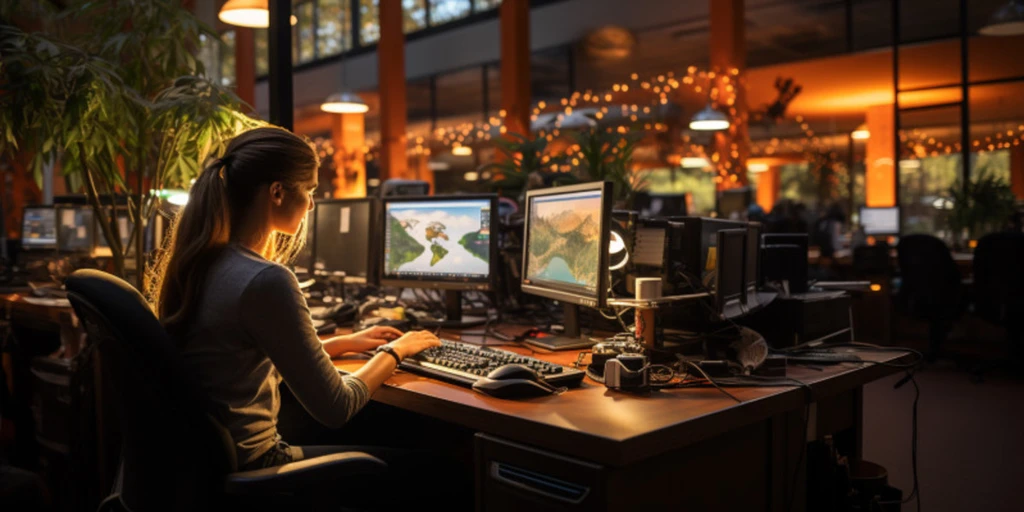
[491,462,590,504]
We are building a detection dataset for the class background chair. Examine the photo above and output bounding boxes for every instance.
[971,232,1024,373]
[64,269,386,511]
[896,234,967,359]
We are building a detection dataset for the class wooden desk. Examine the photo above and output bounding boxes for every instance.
[334,330,909,511]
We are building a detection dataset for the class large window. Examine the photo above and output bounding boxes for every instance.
[359,0,380,45]
[317,0,352,57]
[219,30,236,87]
[296,1,316,64]
[430,0,470,25]
[403,0,427,33]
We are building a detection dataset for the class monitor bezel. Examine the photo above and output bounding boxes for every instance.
[715,228,748,312]
[21,205,58,251]
[379,194,498,291]
[859,206,901,235]
[312,197,379,283]
[54,204,96,254]
[521,181,613,309]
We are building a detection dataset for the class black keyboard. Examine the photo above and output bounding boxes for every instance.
[398,339,586,388]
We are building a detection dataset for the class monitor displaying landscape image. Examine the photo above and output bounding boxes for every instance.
[383,199,491,280]
[525,190,603,294]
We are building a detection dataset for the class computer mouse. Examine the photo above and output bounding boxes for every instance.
[471,378,557,399]
[486,363,542,381]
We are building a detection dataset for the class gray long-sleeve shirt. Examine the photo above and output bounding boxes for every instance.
[176,244,369,467]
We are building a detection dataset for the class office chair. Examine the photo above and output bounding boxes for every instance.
[972,232,1024,375]
[64,269,386,512]
[896,234,967,360]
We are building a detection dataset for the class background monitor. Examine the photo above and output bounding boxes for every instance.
[717,187,752,220]
[56,205,95,253]
[22,206,57,250]
[314,198,376,282]
[860,206,900,235]
[381,194,497,327]
[634,191,688,219]
[714,229,747,316]
[94,209,133,257]
[762,233,809,294]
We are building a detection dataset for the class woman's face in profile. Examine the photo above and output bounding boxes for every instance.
[276,174,317,236]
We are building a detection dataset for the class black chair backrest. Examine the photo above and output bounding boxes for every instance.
[853,244,892,276]
[65,269,235,511]
[896,234,965,318]
[973,232,1024,325]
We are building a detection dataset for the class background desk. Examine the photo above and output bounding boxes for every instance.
[335,329,909,511]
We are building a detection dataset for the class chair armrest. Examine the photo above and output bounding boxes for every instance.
[224,451,387,496]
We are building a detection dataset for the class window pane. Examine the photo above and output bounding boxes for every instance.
[403,0,426,33]
[220,30,236,87]
[645,167,715,216]
[317,0,351,57]
[360,0,380,45]
[899,105,963,237]
[255,28,269,75]
[436,67,484,124]
[297,2,315,63]
[197,33,218,79]
[474,0,501,11]
[429,0,470,25]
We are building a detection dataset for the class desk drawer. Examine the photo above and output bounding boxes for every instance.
[476,433,606,511]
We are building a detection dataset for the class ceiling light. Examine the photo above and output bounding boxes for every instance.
[218,0,297,28]
[452,144,473,156]
[899,159,922,169]
[689,104,730,131]
[321,91,369,114]
[463,171,479,182]
[681,157,710,168]
[747,162,769,173]
[851,123,870,140]
[980,0,1024,36]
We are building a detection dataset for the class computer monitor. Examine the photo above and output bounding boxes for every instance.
[744,222,762,303]
[859,206,900,235]
[56,205,95,253]
[663,217,747,294]
[717,187,752,220]
[634,191,689,219]
[715,229,747,317]
[94,208,133,258]
[314,198,377,283]
[521,181,613,349]
[381,194,497,327]
[21,206,57,250]
[293,209,314,274]
[762,233,809,294]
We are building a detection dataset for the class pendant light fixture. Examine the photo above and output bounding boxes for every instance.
[980,0,1024,36]
[689,104,730,131]
[321,7,368,114]
[851,123,870,140]
[218,0,297,28]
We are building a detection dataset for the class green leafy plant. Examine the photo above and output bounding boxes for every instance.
[946,165,1017,243]
[1,1,264,286]
[479,132,575,206]
[571,128,646,207]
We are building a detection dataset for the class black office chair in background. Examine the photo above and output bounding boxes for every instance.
[64,269,386,511]
[896,234,967,360]
[972,232,1024,372]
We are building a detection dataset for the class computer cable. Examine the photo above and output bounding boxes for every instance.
[677,359,742,403]
[871,369,921,512]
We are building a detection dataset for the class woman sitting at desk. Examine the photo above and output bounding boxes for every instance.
[148,128,445,483]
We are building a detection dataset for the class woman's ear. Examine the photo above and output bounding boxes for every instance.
[270,182,284,206]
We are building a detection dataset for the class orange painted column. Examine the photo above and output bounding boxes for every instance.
[865,104,896,207]
[500,0,530,139]
[1010,144,1024,200]
[235,27,256,109]
[331,113,367,198]
[378,0,408,181]
[756,166,780,213]
[710,0,749,190]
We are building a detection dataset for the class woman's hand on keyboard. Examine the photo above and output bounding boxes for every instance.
[323,325,404,357]
[390,330,442,361]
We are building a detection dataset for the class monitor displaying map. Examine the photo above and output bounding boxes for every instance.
[383,198,492,281]
[524,190,603,294]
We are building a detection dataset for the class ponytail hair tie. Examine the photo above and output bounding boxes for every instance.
[214,155,233,181]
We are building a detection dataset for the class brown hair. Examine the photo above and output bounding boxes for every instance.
[148,126,319,335]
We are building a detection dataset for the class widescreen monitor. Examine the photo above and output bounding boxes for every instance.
[21,206,57,250]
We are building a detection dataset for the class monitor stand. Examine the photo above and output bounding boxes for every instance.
[417,290,487,329]
[524,304,597,351]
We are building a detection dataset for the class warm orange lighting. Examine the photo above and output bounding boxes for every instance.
[870,284,882,292]
[218,0,297,28]
[969,239,978,249]
[851,123,870,140]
